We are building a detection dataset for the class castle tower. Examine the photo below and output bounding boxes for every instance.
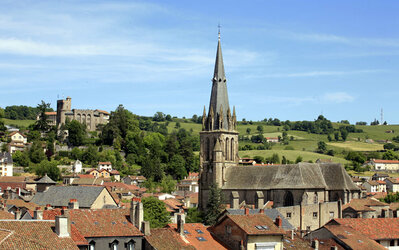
[199,33,239,211]
[56,97,72,128]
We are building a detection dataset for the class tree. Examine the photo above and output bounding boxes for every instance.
[167,155,187,180]
[345,151,366,165]
[66,120,86,146]
[327,134,332,142]
[384,143,396,150]
[142,196,170,228]
[160,175,177,193]
[246,128,251,135]
[317,141,327,154]
[35,160,61,181]
[334,132,339,141]
[341,130,348,141]
[295,156,303,163]
[35,100,51,131]
[12,151,30,167]
[256,125,264,134]
[204,184,225,225]
[382,150,397,160]
[186,208,203,223]
[282,156,287,164]
[81,145,99,166]
[153,112,166,122]
[29,141,46,163]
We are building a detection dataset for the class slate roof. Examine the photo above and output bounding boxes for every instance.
[225,208,294,230]
[35,174,56,184]
[0,220,77,249]
[71,177,103,185]
[223,163,359,191]
[31,186,106,208]
[0,152,13,164]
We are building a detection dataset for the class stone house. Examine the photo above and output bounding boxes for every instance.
[122,175,147,186]
[363,180,379,192]
[176,172,199,193]
[367,159,399,171]
[372,172,390,181]
[342,198,390,218]
[98,161,112,171]
[210,210,285,250]
[386,178,399,192]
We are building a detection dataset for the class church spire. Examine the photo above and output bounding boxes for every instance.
[208,30,230,131]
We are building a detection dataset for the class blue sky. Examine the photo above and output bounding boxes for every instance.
[1,0,399,124]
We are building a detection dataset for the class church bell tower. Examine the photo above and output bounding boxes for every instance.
[199,32,239,211]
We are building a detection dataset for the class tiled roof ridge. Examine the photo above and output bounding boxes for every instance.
[0,228,13,245]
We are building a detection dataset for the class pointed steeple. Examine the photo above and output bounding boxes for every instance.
[208,31,230,131]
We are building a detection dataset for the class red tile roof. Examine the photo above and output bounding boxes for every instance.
[8,131,26,138]
[324,224,385,250]
[145,228,195,250]
[69,209,143,237]
[224,214,285,236]
[103,182,139,190]
[78,174,94,179]
[98,162,112,165]
[386,177,399,184]
[372,159,399,164]
[45,112,57,115]
[163,198,185,212]
[333,218,399,240]
[167,223,227,249]
[342,198,388,212]
[0,220,78,249]
[0,210,14,219]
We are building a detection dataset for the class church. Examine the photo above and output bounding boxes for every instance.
[198,33,361,227]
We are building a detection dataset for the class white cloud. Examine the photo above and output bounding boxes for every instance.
[323,92,354,103]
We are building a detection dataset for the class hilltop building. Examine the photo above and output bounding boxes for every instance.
[55,97,109,131]
[198,33,360,231]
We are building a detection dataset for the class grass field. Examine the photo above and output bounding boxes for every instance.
[347,170,399,177]
[238,149,349,164]
[3,118,35,128]
[327,141,384,151]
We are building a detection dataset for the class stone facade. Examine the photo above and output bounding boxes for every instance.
[199,35,361,220]
[56,97,109,131]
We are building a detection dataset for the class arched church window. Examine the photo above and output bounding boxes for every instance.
[207,138,212,161]
[230,138,234,161]
[224,138,229,161]
[283,191,294,206]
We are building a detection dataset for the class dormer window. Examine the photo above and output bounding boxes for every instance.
[110,240,119,250]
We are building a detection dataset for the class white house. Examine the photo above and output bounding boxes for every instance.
[386,178,399,193]
[98,161,112,171]
[0,152,13,176]
[363,180,379,193]
[9,131,27,144]
[73,160,82,173]
[177,172,199,193]
[367,159,399,171]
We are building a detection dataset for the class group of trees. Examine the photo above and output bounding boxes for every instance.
[3,105,53,120]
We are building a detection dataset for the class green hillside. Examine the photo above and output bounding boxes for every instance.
[3,118,35,128]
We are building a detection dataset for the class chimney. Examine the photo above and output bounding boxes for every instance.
[68,199,79,209]
[14,209,21,220]
[330,246,338,250]
[33,207,43,220]
[291,230,295,240]
[130,198,143,231]
[177,213,185,236]
[55,215,70,238]
[141,221,151,236]
[274,216,282,228]
[259,209,264,214]
[312,239,319,250]
[244,207,249,215]
[45,204,53,210]
[16,187,21,196]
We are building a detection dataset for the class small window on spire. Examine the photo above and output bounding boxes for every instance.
[219,78,221,82]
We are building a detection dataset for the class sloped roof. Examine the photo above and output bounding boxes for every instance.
[0,152,13,164]
[223,163,359,191]
[69,209,143,237]
[31,186,106,208]
[323,224,385,250]
[225,209,294,230]
[0,220,77,249]
[221,214,285,236]
[343,198,388,212]
[145,228,195,250]
[36,174,56,184]
[332,218,399,240]
[71,177,103,186]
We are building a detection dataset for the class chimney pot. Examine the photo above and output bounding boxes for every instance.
[177,213,185,235]
[259,209,264,214]
[244,208,249,215]
[142,221,151,236]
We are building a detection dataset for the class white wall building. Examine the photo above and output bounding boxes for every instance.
[0,152,13,176]
[368,159,399,171]
[98,161,112,171]
[73,160,82,173]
